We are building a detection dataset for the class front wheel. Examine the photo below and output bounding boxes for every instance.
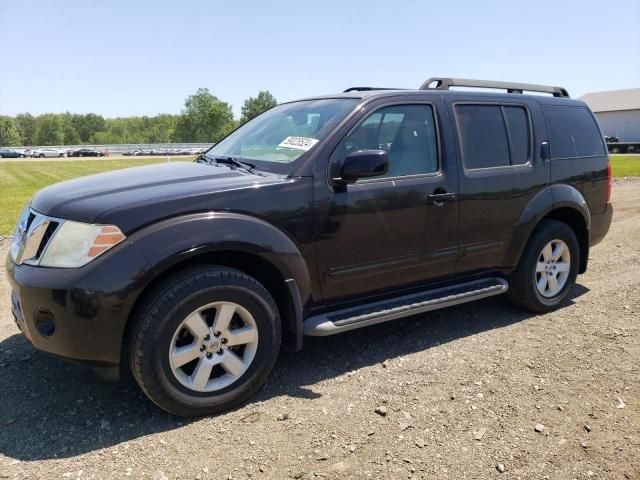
[507,220,579,312]
[129,266,281,416]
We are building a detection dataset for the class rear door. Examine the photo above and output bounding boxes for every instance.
[448,95,550,273]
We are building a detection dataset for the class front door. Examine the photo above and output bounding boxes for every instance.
[315,101,459,301]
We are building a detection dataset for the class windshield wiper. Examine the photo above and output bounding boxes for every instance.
[197,154,256,173]
[213,156,256,171]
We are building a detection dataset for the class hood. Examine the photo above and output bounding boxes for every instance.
[31,162,291,231]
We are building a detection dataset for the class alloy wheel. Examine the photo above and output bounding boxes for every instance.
[169,302,259,392]
[535,239,571,298]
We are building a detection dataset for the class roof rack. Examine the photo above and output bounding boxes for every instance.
[343,87,404,92]
[420,77,570,98]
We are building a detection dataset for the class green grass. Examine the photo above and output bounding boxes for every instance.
[610,154,640,178]
[0,159,170,234]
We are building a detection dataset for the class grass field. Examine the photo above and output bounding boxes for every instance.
[0,155,639,235]
[0,159,169,234]
[610,154,640,177]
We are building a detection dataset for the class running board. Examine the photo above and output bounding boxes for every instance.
[303,278,508,336]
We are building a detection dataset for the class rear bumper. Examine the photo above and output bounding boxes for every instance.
[590,202,613,247]
[5,242,153,367]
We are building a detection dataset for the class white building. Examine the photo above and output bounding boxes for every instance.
[580,88,640,142]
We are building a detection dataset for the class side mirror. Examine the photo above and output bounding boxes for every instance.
[540,141,551,161]
[337,149,389,183]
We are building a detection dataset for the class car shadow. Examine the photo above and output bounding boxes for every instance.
[0,284,589,461]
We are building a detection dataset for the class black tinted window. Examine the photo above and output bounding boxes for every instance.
[503,106,530,165]
[455,105,510,169]
[544,106,605,159]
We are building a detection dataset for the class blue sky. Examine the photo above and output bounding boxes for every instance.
[1,0,639,118]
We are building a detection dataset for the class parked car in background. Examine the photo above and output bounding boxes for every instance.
[68,148,106,157]
[0,148,26,158]
[31,148,65,158]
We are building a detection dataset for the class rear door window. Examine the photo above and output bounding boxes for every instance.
[503,106,531,166]
[455,104,532,169]
[543,106,605,159]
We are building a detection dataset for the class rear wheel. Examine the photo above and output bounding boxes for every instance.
[508,220,579,312]
[129,266,281,416]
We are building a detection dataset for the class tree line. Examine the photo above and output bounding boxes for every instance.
[0,89,278,147]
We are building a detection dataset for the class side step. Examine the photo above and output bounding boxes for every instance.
[303,278,508,336]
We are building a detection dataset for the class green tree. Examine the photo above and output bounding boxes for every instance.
[70,113,106,143]
[0,116,22,146]
[176,88,235,142]
[240,90,278,124]
[0,117,22,147]
[14,113,37,146]
[34,114,65,145]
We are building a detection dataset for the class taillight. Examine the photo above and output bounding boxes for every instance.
[607,161,612,202]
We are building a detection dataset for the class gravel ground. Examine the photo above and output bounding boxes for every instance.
[0,182,639,480]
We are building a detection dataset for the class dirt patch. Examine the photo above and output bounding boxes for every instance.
[0,185,638,479]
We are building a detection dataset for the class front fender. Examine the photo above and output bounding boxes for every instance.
[504,184,590,268]
[128,211,312,306]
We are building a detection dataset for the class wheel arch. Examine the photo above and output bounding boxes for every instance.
[506,185,590,273]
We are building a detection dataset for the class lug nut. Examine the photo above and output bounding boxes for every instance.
[214,331,220,337]
[200,345,206,351]
[221,338,228,344]
[206,352,212,359]
[204,334,211,341]
[217,349,223,355]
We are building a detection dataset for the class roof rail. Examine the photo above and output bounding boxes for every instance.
[343,87,404,92]
[420,77,570,98]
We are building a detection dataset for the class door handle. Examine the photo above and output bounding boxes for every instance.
[426,191,456,205]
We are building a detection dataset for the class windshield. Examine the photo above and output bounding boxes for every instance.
[206,98,359,173]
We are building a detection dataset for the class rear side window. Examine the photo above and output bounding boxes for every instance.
[455,104,531,169]
[544,106,605,159]
[503,106,530,165]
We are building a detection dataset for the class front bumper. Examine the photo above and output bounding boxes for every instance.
[6,241,153,366]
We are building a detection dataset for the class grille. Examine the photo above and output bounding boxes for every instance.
[12,210,62,266]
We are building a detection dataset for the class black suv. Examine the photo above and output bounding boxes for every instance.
[7,78,613,416]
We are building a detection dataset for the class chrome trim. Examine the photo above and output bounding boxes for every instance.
[11,209,63,266]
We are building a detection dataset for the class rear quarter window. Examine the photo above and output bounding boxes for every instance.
[543,106,605,159]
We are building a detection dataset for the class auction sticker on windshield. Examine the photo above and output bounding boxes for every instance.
[278,136,319,151]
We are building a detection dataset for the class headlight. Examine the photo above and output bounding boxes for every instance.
[39,221,126,268]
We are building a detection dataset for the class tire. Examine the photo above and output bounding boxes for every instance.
[19,154,25,158]
[39,154,45,158]
[507,220,579,313]
[129,266,281,417]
